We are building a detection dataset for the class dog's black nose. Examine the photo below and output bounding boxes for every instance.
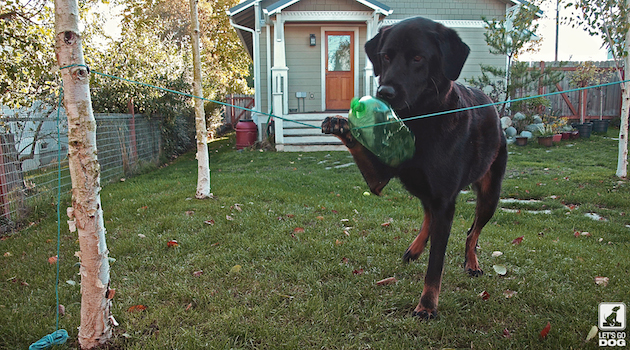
[376,85,396,100]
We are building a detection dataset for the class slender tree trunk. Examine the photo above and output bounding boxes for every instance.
[54,0,112,347]
[617,2,630,178]
[190,0,211,199]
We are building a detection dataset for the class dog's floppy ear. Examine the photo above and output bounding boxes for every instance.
[365,26,391,77]
[437,25,470,81]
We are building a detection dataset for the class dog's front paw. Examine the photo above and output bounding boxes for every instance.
[322,116,356,148]
[322,116,350,136]
[412,308,437,320]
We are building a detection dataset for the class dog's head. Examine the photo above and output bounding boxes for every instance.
[365,17,470,112]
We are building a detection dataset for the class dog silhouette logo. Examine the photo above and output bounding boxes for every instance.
[599,303,626,331]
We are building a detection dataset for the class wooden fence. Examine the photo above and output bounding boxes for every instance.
[224,94,254,127]
[523,61,623,122]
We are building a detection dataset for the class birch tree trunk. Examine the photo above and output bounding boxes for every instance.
[190,0,212,199]
[617,2,630,178]
[54,0,112,347]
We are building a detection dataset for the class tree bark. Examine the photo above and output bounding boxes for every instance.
[617,1,630,178]
[190,0,212,199]
[54,0,112,347]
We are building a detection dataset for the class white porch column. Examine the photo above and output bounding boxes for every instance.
[271,12,288,151]
[364,13,380,97]
[271,13,289,115]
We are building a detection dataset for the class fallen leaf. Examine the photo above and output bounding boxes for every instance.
[293,227,305,234]
[185,303,193,311]
[204,219,215,225]
[585,325,598,342]
[138,234,146,238]
[192,270,203,277]
[540,321,551,339]
[66,280,76,286]
[316,216,325,220]
[353,269,364,275]
[107,288,116,300]
[492,251,503,257]
[502,328,511,338]
[335,239,343,246]
[233,204,242,212]
[226,215,234,221]
[493,264,507,276]
[127,305,147,312]
[230,265,242,274]
[478,290,490,300]
[381,222,391,227]
[595,276,609,286]
[376,277,398,286]
[503,289,518,298]
[512,236,524,245]
[341,257,349,265]
[58,304,65,316]
[286,214,295,218]
[581,231,591,237]
[48,256,58,264]
[3,252,11,257]
[185,211,194,216]
[167,240,179,248]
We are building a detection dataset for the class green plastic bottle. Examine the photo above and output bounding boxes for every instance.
[348,96,416,167]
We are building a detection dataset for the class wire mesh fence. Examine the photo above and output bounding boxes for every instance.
[0,112,161,232]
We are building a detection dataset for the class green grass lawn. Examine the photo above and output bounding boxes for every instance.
[1,130,629,349]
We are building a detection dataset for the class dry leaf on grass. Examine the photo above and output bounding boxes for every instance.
[376,277,398,286]
[595,276,609,286]
[540,322,551,339]
[478,290,490,300]
[512,236,524,245]
[167,240,179,248]
[127,305,147,312]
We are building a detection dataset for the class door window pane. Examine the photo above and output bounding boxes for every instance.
[328,35,351,72]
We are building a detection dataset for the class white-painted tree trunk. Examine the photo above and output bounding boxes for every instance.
[54,0,112,348]
[617,2,630,178]
[190,0,212,199]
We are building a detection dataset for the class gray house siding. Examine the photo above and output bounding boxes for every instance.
[287,0,373,11]
[388,0,506,20]
[285,25,322,113]
[454,27,506,82]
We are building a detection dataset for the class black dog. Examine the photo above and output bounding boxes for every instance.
[322,17,507,319]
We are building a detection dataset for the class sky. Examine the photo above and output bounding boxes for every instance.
[518,1,610,62]
[97,2,611,63]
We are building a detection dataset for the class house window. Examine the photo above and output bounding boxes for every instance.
[327,35,351,72]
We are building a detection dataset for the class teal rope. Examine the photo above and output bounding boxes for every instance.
[29,330,69,350]
[60,64,629,131]
[29,87,68,349]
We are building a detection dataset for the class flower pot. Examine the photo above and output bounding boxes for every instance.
[592,119,609,134]
[575,123,592,138]
[515,136,528,146]
[552,134,562,143]
[570,130,579,139]
[561,132,571,140]
[537,136,553,147]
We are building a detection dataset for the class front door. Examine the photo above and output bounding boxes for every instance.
[325,31,354,111]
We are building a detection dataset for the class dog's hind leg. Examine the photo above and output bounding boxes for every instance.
[465,147,507,276]
[403,209,431,262]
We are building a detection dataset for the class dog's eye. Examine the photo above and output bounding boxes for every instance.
[413,55,422,62]
[382,54,391,62]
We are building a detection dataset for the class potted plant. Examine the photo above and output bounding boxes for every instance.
[535,124,555,147]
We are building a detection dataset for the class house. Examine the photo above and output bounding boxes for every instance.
[228,0,521,151]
